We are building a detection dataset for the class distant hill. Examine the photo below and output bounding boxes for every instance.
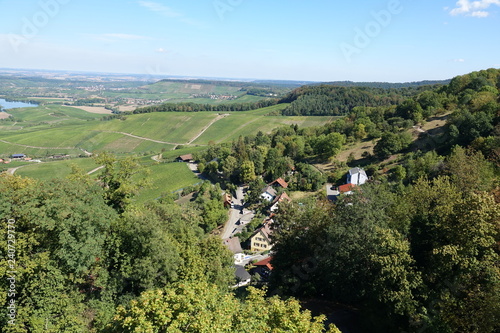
[278,80,449,116]
[316,80,450,89]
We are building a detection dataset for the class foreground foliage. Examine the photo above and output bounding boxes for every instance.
[270,179,500,332]
[107,282,340,333]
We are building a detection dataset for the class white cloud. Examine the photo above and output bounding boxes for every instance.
[453,58,466,62]
[138,1,182,18]
[471,10,490,16]
[449,0,500,17]
[138,1,202,26]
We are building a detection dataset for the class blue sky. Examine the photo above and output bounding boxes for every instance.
[0,0,499,82]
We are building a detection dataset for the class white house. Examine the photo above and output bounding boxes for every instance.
[233,265,251,288]
[347,167,368,185]
[260,186,277,202]
[270,192,292,212]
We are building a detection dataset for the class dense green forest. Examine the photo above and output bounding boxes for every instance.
[1,68,499,332]
[279,85,442,116]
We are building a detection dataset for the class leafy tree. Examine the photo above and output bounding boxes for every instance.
[374,132,412,159]
[240,160,256,183]
[271,186,420,332]
[312,132,346,159]
[204,160,219,178]
[106,207,182,296]
[447,109,494,146]
[94,152,151,213]
[407,177,500,332]
[444,145,495,192]
[391,165,406,182]
[221,155,238,181]
[0,175,116,332]
[353,123,367,140]
[264,148,294,181]
[396,99,424,123]
[201,198,227,232]
[245,178,267,205]
[404,151,444,183]
[106,281,340,333]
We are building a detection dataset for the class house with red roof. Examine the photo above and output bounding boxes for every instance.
[251,256,274,281]
[338,183,357,195]
[270,177,288,189]
[253,257,273,271]
[270,192,292,212]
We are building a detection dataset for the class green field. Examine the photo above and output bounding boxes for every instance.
[16,158,98,181]
[134,162,202,203]
[5,104,101,124]
[2,103,337,196]
[1,103,335,159]
[14,156,201,202]
[0,76,329,203]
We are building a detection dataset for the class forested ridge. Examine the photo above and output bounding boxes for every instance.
[1,68,499,332]
[313,79,450,89]
[279,85,441,116]
[129,79,449,115]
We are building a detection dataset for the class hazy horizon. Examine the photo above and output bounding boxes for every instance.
[1,0,499,82]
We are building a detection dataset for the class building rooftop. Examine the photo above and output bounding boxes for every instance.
[262,186,277,198]
[253,257,274,270]
[270,177,288,188]
[349,167,366,176]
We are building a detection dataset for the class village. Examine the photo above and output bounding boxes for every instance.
[173,152,371,289]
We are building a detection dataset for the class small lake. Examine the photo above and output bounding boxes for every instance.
[0,98,39,110]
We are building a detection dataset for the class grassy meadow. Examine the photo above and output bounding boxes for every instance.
[133,162,202,203]
[15,158,99,181]
[1,103,335,196]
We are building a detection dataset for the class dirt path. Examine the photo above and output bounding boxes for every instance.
[80,148,93,156]
[187,114,229,144]
[0,139,74,150]
[87,165,105,175]
[6,165,29,175]
[101,131,186,146]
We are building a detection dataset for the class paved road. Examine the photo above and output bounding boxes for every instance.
[221,186,255,240]
[326,183,339,201]
[186,162,209,181]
